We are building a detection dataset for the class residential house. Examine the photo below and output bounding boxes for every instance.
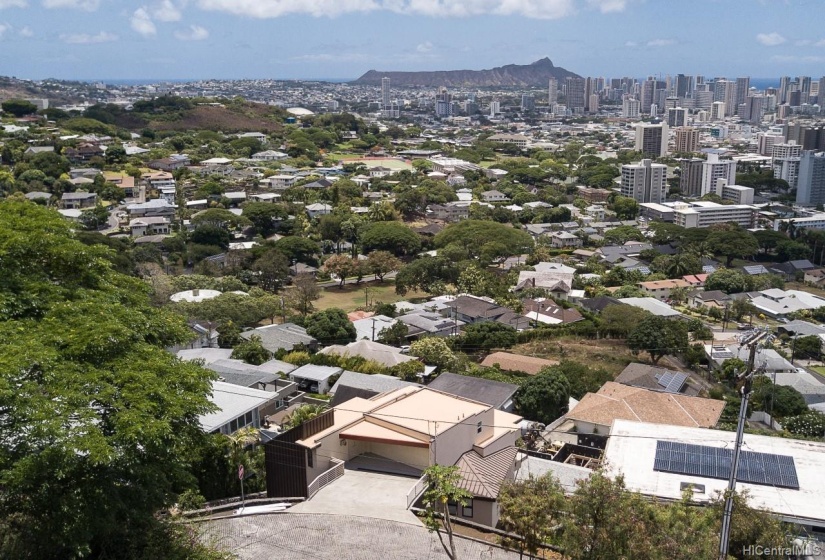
[705,344,795,376]
[69,168,101,180]
[618,297,681,317]
[512,270,573,300]
[328,371,420,407]
[126,199,177,218]
[747,289,825,319]
[148,154,190,171]
[803,268,825,287]
[288,364,341,395]
[427,373,518,412]
[770,260,817,280]
[240,323,318,354]
[615,363,700,396]
[64,143,104,163]
[523,298,584,325]
[306,203,333,219]
[199,381,279,435]
[129,216,171,237]
[480,352,559,375]
[141,170,175,190]
[261,175,299,190]
[691,290,732,310]
[428,203,469,222]
[319,339,419,369]
[252,150,289,161]
[369,166,394,179]
[397,310,464,339]
[637,279,692,301]
[24,146,54,156]
[547,231,583,249]
[480,190,509,203]
[442,295,528,330]
[550,382,724,441]
[604,420,825,533]
[60,191,97,209]
[264,386,523,527]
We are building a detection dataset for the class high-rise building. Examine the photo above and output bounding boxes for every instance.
[674,127,699,154]
[435,87,452,118]
[711,101,726,121]
[713,80,737,116]
[796,151,825,205]
[381,77,391,108]
[565,77,586,112]
[678,158,705,197]
[521,94,535,112]
[622,96,640,118]
[694,90,713,111]
[785,123,825,151]
[740,95,765,125]
[757,132,784,156]
[818,77,825,105]
[735,77,750,112]
[621,159,668,203]
[635,122,669,158]
[548,78,558,105]
[701,153,737,196]
[667,107,687,127]
[800,76,812,95]
[674,74,690,98]
[489,100,501,116]
[588,93,600,113]
[641,79,657,113]
[780,76,792,104]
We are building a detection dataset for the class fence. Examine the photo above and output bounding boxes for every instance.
[750,410,784,431]
[306,458,345,499]
[406,474,429,509]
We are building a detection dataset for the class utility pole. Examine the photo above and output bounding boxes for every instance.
[718,330,767,560]
[371,318,376,342]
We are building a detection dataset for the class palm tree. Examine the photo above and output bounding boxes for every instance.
[282,404,328,431]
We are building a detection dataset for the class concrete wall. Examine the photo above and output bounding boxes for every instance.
[455,498,497,527]
[434,408,494,467]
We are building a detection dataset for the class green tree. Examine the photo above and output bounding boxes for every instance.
[752,380,808,418]
[378,321,409,346]
[78,204,109,230]
[395,256,459,295]
[284,274,321,318]
[322,253,360,287]
[242,202,287,236]
[455,322,517,352]
[598,304,651,338]
[410,337,459,371]
[537,361,613,400]
[754,229,788,254]
[421,464,473,560]
[434,220,533,259]
[230,334,273,365]
[282,404,328,430]
[515,369,571,423]
[628,315,689,364]
[365,250,402,281]
[361,221,421,256]
[274,236,320,265]
[718,357,747,384]
[783,410,825,437]
[793,335,822,360]
[498,474,566,559]
[217,320,242,348]
[707,227,759,267]
[253,249,290,293]
[1,98,37,117]
[0,200,216,558]
[705,269,750,294]
[305,308,356,344]
[611,195,639,219]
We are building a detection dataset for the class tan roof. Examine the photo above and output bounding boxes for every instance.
[339,420,428,447]
[369,388,489,437]
[454,446,519,499]
[566,381,724,428]
[638,279,692,289]
[480,352,559,375]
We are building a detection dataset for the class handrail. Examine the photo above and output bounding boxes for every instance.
[306,458,345,499]
[406,473,429,509]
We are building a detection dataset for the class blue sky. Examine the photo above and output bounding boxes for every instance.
[0,0,823,81]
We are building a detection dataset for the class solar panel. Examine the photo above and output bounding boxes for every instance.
[656,372,675,387]
[664,372,688,393]
[653,441,799,489]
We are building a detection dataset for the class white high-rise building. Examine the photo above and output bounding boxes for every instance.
[622,96,640,118]
[490,101,501,116]
[621,159,668,203]
[548,78,558,106]
[701,153,737,196]
[667,107,688,127]
[710,102,726,121]
[796,151,825,205]
[757,132,784,156]
[634,122,669,158]
[381,77,391,108]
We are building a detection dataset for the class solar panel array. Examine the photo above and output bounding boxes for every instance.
[655,372,688,393]
[653,441,799,490]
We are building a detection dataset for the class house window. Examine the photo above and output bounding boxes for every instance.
[447,500,457,516]
[477,421,482,434]
[462,500,473,518]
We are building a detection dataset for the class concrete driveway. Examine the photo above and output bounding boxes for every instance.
[288,469,421,525]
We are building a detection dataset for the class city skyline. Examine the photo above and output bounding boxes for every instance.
[0,0,823,81]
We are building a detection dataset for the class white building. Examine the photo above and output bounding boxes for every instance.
[634,122,668,158]
[622,96,640,118]
[701,153,736,196]
[621,159,667,203]
[671,201,755,229]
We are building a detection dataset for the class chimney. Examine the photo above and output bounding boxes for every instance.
[193,288,200,297]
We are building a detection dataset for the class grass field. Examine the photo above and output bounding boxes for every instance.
[511,336,639,376]
[315,280,428,312]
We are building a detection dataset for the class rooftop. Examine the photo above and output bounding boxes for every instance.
[200,381,276,433]
[427,372,518,410]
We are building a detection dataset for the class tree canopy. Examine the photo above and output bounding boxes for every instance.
[0,200,216,558]
[433,220,533,259]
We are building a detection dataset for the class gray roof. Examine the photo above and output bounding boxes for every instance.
[618,297,681,317]
[240,323,316,352]
[427,372,518,410]
[61,191,96,200]
[329,371,418,406]
[206,358,296,388]
[25,191,52,200]
[778,320,825,338]
[289,364,342,382]
[177,347,234,364]
[515,453,590,493]
[615,363,699,396]
[199,381,276,433]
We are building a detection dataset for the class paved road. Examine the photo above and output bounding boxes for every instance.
[202,513,522,560]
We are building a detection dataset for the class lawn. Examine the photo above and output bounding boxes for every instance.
[511,336,640,376]
[315,279,428,312]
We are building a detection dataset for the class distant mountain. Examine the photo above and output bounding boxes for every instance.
[351,58,580,88]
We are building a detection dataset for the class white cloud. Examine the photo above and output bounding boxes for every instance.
[60,30,117,43]
[624,40,637,47]
[19,25,32,36]
[647,38,675,47]
[770,54,825,63]
[816,38,825,47]
[131,7,157,36]
[174,23,208,40]
[587,0,626,13]
[196,0,582,20]
[0,0,27,8]
[153,0,182,21]
[756,32,786,46]
[43,0,99,10]
[0,22,10,35]
[416,40,433,53]
[290,52,371,62]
